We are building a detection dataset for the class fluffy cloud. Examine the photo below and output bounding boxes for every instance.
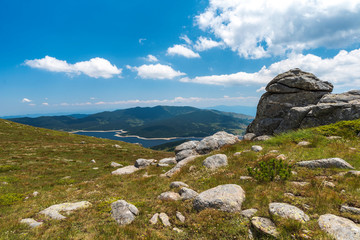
[22,98,32,103]
[194,37,223,51]
[145,54,158,62]
[196,0,360,58]
[167,45,200,58]
[180,48,360,88]
[24,56,122,78]
[127,63,186,80]
[180,35,192,45]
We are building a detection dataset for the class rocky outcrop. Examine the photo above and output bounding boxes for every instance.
[196,131,239,154]
[20,218,43,228]
[112,165,139,175]
[269,202,309,222]
[296,158,354,169]
[203,154,228,169]
[179,187,198,200]
[193,184,245,212]
[318,214,360,240]
[111,200,139,225]
[158,192,181,201]
[247,68,360,136]
[39,201,92,220]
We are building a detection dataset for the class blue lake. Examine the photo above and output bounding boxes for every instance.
[74,131,202,148]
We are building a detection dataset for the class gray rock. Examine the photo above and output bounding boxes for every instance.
[32,191,39,197]
[243,133,256,141]
[241,208,258,218]
[340,205,360,215]
[346,170,360,176]
[111,200,139,225]
[90,159,96,163]
[20,218,43,228]
[193,184,245,212]
[251,217,279,238]
[163,156,198,178]
[175,141,199,154]
[251,145,263,152]
[323,181,335,188]
[157,163,169,167]
[159,213,171,227]
[175,149,197,162]
[159,157,177,165]
[176,211,185,222]
[297,141,311,146]
[269,202,310,222]
[179,187,198,200]
[110,162,123,168]
[358,132,360,137]
[112,165,140,175]
[240,176,253,180]
[170,181,189,188]
[290,181,310,187]
[296,158,354,169]
[203,154,228,169]
[327,136,342,140]
[149,213,159,225]
[253,135,271,141]
[134,158,154,168]
[196,131,239,154]
[173,227,183,233]
[40,201,92,220]
[158,192,181,201]
[318,214,360,240]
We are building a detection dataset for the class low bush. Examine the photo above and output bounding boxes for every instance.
[248,159,292,182]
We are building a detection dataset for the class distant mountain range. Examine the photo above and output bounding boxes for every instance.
[8,106,253,138]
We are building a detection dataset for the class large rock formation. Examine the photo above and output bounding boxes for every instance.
[247,68,360,136]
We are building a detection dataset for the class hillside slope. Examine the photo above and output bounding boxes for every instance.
[10,106,253,137]
[1,119,360,239]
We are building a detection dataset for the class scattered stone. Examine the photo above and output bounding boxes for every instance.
[291,171,298,175]
[62,176,71,179]
[196,131,239,154]
[251,217,279,238]
[203,154,228,169]
[327,136,342,140]
[253,135,271,141]
[296,158,354,169]
[243,133,256,141]
[113,144,122,148]
[318,214,360,240]
[346,171,360,176]
[20,218,43,228]
[297,141,311,146]
[269,150,279,153]
[179,187,198,200]
[350,147,357,151]
[92,167,99,170]
[241,208,258,218]
[157,163,169,167]
[90,159,96,163]
[175,141,199,162]
[1,181,8,185]
[193,184,245,212]
[284,193,295,198]
[159,213,171,227]
[170,181,189,188]
[276,154,287,160]
[176,211,185,222]
[340,205,360,215]
[163,156,198,178]
[134,158,154,168]
[112,165,140,175]
[173,227,183,233]
[32,191,39,197]
[233,152,242,156]
[110,162,123,168]
[251,145,263,152]
[323,181,335,188]
[269,202,310,222]
[159,157,177,165]
[290,181,310,187]
[80,141,86,144]
[149,213,159,225]
[158,192,181,201]
[111,200,139,225]
[40,201,92,220]
[175,149,197,162]
[240,176,253,180]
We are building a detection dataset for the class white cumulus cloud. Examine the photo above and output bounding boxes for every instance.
[180,48,360,89]
[22,98,32,103]
[194,37,223,51]
[167,45,200,58]
[24,56,122,78]
[145,54,158,62]
[196,0,360,58]
[128,63,186,80]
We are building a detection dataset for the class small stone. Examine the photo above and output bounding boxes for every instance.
[251,145,263,152]
[92,167,99,170]
[233,152,242,156]
[297,141,311,146]
[284,193,295,198]
[157,163,169,167]
[323,181,335,188]
[269,150,279,153]
[241,208,258,218]
[203,154,228,169]
[110,162,123,168]
[1,181,8,185]
[269,202,310,222]
[173,227,183,233]
[318,214,360,240]
[113,144,122,148]
[32,191,39,197]
[276,154,287,160]
[134,158,154,168]
[179,187,198,200]
[176,211,185,222]
[40,201,92,220]
[251,217,279,238]
[253,135,271,141]
[243,133,256,141]
[170,181,189,188]
[340,205,360,215]
[240,176,253,180]
[326,136,342,140]
[291,171,298,175]
[349,148,357,151]
[149,213,159,224]
[159,157,177,165]
[158,192,181,201]
[290,181,310,187]
[112,165,139,175]
[346,170,360,176]
[111,200,139,225]
[90,159,96,163]
[159,213,171,227]
[20,218,43,228]
[80,141,86,144]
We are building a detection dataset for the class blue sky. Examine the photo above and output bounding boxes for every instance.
[1,0,360,116]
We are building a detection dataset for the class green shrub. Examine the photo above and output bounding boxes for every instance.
[248,159,292,182]
[0,193,23,206]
